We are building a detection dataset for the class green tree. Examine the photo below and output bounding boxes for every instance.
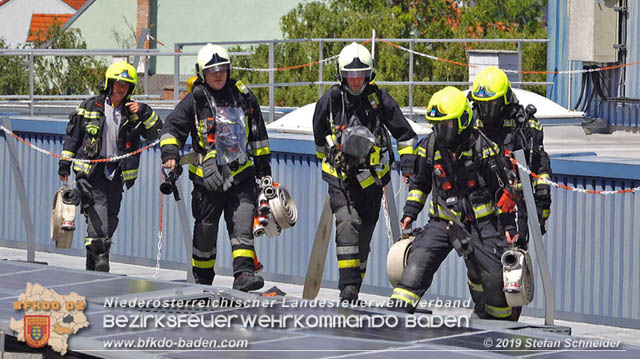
[30,20,107,95]
[0,39,30,95]
[233,0,547,109]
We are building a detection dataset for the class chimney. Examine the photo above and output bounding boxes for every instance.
[136,0,151,49]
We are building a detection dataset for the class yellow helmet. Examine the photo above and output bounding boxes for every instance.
[471,66,511,124]
[425,86,472,144]
[104,61,137,95]
[471,66,510,102]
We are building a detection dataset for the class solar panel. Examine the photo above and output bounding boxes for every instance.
[1,260,636,358]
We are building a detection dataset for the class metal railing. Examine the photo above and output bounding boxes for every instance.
[0,37,551,120]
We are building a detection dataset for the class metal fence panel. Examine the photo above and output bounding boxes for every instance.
[1,118,639,328]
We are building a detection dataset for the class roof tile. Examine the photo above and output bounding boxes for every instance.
[27,14,73,42]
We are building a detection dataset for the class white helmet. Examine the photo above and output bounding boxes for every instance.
[196,43,231,80]
[337,42,373,95]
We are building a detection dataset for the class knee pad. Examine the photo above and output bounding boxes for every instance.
[335,207,361,246]
[231,202,254,239]
[194,221,219,244]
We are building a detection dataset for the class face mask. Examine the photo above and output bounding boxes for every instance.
[476,99,504,125]
[432,120,458,146]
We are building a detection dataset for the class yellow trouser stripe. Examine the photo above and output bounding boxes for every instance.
[391,288,421,306]
[338,259,360,269]
[468,279,484,292]
[160,137,179,147]
[192,258,216,269]
[232,249,255,259]
[486,304,512,318]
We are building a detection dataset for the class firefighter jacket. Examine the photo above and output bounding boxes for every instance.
[473,102,552,226]
[403,129,517,233]
[312,84,417,189]
[160,79,271,186]
[59,93,162,188]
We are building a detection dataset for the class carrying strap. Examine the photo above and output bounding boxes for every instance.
[367,89,394,166]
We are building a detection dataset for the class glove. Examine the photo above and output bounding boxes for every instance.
[75,178,94,207]
[58,160,71,178]
[400,154,416,178]
[221,165,233,192]
[61,186,81,206]
[497,189,517,213]
[202,157,223,192]
[504,225,519,244]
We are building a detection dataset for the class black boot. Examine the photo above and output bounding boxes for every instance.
[88,238,112,272]
[510,306,522,321]
[85,247,96,270]
[339,284,359,303]
[386,297,415,314]
[233,272,264,292]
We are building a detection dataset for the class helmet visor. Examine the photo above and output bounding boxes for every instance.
[475,99,503,124]
[203,63,231,75]
[341,69,371,79]
[472,86,497,99]
[431,119,458,145]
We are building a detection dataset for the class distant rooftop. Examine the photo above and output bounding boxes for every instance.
[26,13,73,42]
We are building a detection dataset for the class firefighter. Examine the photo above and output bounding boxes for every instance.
[468,66,552,320]
[312,42,417,302]
[58,61,162,272]
[388,86,519,319]
[160,43,271,291]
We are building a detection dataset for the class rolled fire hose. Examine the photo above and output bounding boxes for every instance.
[50,185,77,249]
[386,236,415,287]
[501,248,535,307]
[263,184,297,238]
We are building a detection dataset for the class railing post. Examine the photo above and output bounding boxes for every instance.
[1,117,36,262]
[409,40,414,121]
[517,41,523,88]
[144,56,149,98]
[29,53,34,117]
[173,43,181,101]
[268,42,275,122]
[318,40,324,99]
[568,60,572,110]
[514,150,555,326]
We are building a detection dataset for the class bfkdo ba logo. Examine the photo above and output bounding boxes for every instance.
[24,315,50,348]
[10,283,89,355]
